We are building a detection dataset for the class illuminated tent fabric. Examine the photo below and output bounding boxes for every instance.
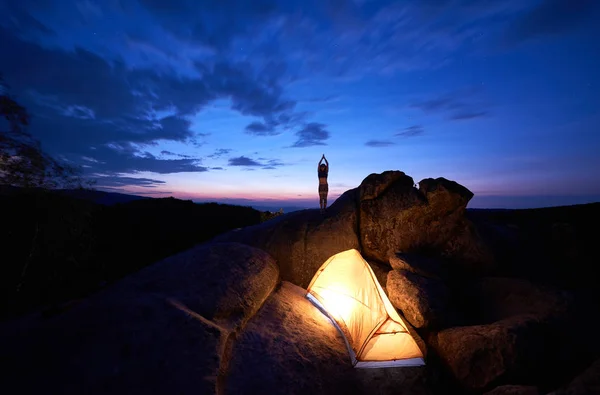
[306,249,425,368]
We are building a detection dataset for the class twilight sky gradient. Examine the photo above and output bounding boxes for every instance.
[1,0,599,210]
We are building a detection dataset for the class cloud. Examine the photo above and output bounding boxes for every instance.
[134,0,534,78]
[409,88,490,121]
[449,111,488,121]
[503,0,600,45]
[410,97,462,113]
[262,159,284,170]
[227,155,284,169]
[0,25,304,179]
[3,0,565,94]
[396,125,425,137]
[291,122,330,147]
[0,2,56,36]
[245,121,278,136]
[129,190,173,195]
[157,115,194,140]
[302,95,340,103]
[207,148,233,159]
[365,140,395,147]
[139,0,280,52]
[86,145,209,174]
[160,150,192,158]
[228,156,262,166]
[92,176,167,188]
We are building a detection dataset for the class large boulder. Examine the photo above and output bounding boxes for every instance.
[431,277,581,392]
[214,188,360,287]
[1,294,231,395]
[430,315,549,391]
[128,242,280,331]
[224,281,357,395]
[387,269,455,330]
[358,171,425,260]
[467,277,593,392]
[225,281,433,395]
[0,242,279,395]
[358,172,494,272]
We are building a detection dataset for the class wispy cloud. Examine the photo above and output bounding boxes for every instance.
[301,95,340,103]
[409,88,491,121]
[92,176,167,188]
[291,122,330,147]
[502,0,600,45]
[245,121,278,136]
[207,148,233,159]
[449,111,489,121]
[365,140,395,147]
[229,156,262,166]
[228,156,285,169]
[161,150,193,158]
[262,159,284,170]
[396,125,425,137]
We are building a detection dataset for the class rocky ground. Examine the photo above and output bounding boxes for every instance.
[1,170,598,395]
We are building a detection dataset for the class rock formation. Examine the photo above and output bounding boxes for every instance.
[215,170,494,286]
[0,170,596,395]
[429,277,580,392]
[0,242,278,395]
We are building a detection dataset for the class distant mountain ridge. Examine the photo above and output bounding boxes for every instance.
[0,186,309,212]
[57,189,150,206]
[0,185,149,206]
[57,189,310,212]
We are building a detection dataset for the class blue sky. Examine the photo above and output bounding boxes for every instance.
[1,0,599,209]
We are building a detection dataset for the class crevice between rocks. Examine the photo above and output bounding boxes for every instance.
[355,189,364,255]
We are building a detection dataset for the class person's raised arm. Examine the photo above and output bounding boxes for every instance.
[324,156,329,171]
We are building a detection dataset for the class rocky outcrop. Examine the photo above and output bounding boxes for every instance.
[1,170,597,395]
[359,173,493,271]
[214,188,360,287]
[2,293,233,395]
[128,242,280,330]
[430,277,578,392]
[430,315,548,391]
[216,171,492,287]
[0,242,279,395]
[358,171,426,260]
[387,269,455,330]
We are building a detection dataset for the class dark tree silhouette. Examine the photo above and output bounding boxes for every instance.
[0,75,93,189]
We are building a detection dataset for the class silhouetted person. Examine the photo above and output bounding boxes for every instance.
[318,154,329,213]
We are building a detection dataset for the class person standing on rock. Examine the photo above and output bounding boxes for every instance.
[318,154,329,213]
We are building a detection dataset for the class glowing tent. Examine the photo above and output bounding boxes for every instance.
[306,249,425,368]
